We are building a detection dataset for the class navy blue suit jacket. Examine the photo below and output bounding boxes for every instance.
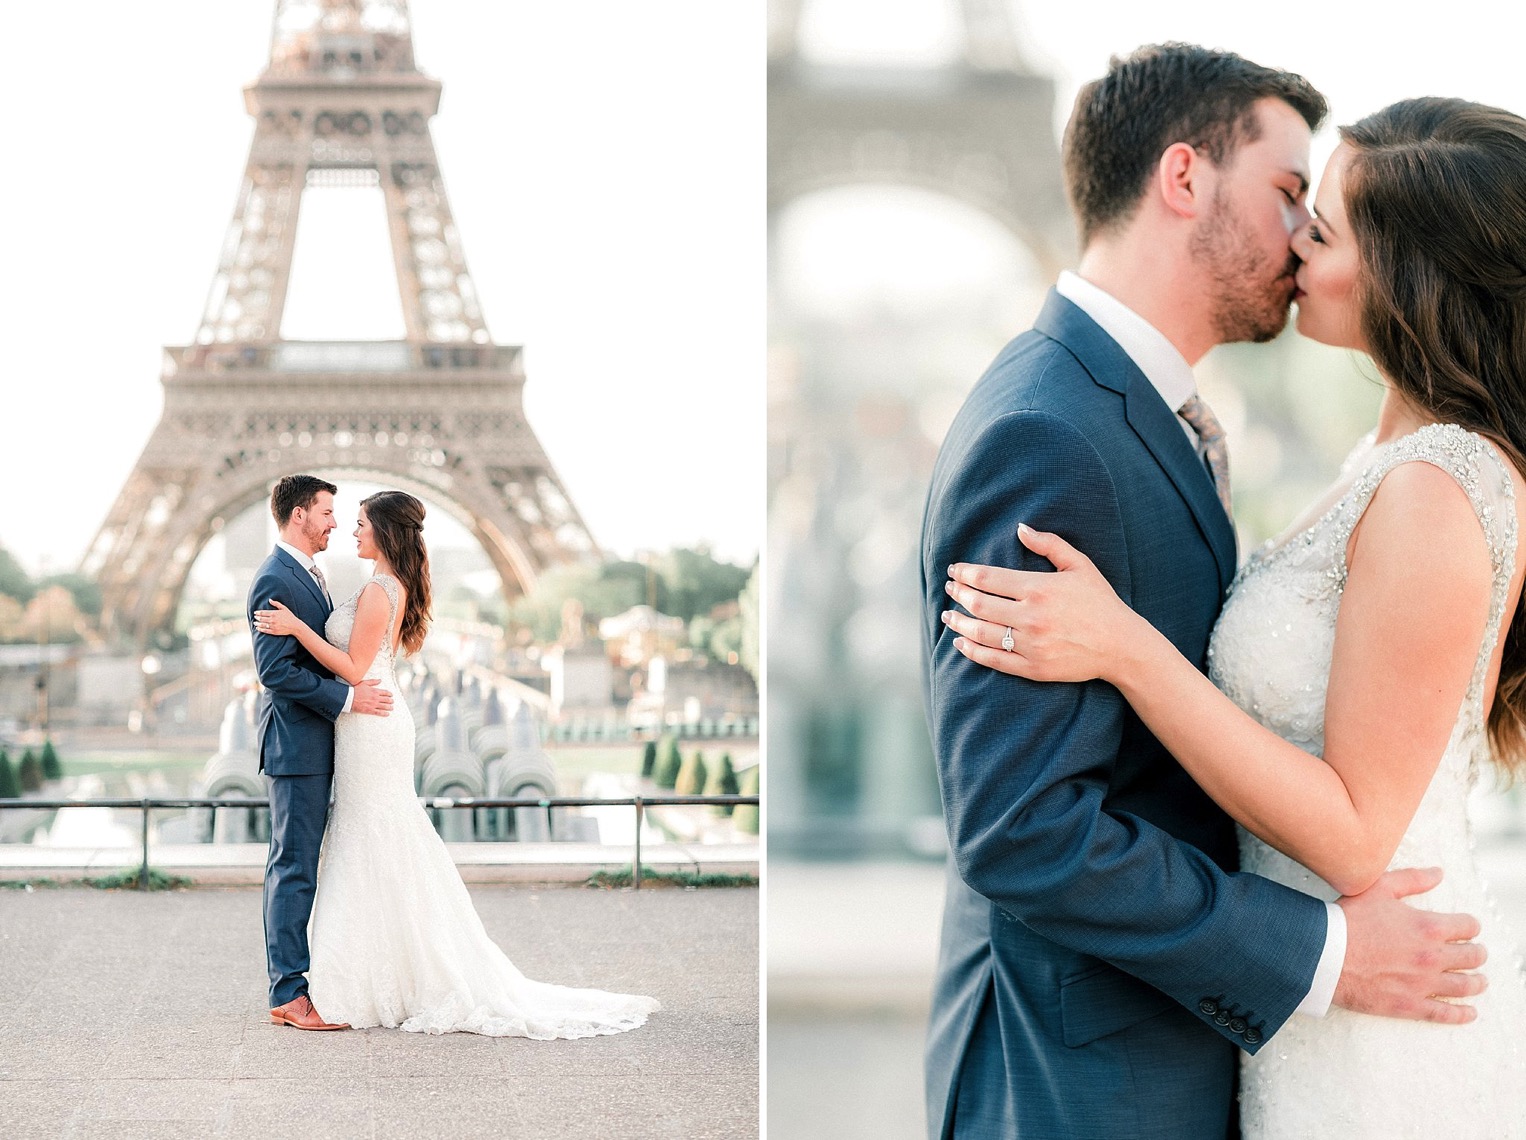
[248,547,349,776]
[921,291,1329,1139]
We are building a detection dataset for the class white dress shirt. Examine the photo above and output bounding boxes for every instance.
[274,541,354,714]
[1054,271,1346,1019]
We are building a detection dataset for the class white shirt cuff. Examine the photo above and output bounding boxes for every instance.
[341,686,354,714]
[1296,900,1347,1017]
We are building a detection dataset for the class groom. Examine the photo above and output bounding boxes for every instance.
[248,474,391,1031]
[922,45,1486,1139]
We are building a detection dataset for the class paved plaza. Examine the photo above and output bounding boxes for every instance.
[0,885,758,1139]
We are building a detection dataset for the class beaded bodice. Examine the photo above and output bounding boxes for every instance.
[324,573,401,686]
[1215,424,1526,1133]
[1209,423,1518,898]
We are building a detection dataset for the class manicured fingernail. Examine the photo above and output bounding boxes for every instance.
[946,564,956,577]
[1018,523,1032,537]
[944,581,954,595]
[940,611,951,624]
[953,637,965,651]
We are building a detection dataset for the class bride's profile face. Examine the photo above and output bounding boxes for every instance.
[354,507,380,561]
[1290,143,1366,351]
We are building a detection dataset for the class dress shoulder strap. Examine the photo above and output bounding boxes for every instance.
[367,574,402,640]
[1338,422,1519,705]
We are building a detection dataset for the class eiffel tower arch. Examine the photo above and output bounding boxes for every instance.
[86,0,596,649]
[767,0,1075,276]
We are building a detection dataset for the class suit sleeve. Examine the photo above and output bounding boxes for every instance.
[248,571,349,722]
[926,408,1328,1052]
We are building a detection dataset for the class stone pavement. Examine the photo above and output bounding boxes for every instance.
[0,885,758,1139]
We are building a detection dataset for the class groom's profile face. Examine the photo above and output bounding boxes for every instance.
[293,491,338,553]
[1191,97,1314,345]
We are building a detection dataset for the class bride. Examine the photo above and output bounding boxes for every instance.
[253,489,658,1038]
[942,98,1526,1134]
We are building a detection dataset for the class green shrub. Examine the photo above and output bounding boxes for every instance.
[653,735,682,789]
[676,750,708,796]
[708,753,739,815]
[0,750,19,799]
[734,766,759,835]
[640,739,657,779]
[18,749,42,793]
[40,740,62,781]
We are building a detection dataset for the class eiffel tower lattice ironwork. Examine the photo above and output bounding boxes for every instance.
[768,0,1075,275]
[86,0,596,648]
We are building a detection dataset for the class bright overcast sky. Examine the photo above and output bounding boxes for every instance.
[0,1,762,577]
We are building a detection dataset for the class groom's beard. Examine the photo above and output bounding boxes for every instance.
[1192,189,1298,345]
[302,519,331,552]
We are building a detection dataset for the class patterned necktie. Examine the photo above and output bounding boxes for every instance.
[1177,394,1233,517]
[308,563,332,606]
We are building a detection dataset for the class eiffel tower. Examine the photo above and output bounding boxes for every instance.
[768,0,1073,275]
[86,0,596,649]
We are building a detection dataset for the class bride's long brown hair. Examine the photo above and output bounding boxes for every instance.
[362,490,432,655]
[1340,97,1526,778]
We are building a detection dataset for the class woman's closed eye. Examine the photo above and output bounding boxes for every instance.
[1307,222,1325,245]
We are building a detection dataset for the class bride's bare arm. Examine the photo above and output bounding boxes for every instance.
[943,461,1493,897]
[254,582,391,686]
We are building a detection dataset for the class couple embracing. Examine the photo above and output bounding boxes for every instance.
[923,43,1526,1138]
[249,475,657,1037]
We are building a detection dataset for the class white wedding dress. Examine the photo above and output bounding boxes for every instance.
[1209,423,1526,1138]
[305,573,659,1037]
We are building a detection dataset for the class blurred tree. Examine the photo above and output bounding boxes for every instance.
[40,573,101,618]
[651,548,751,624]
[510,561,646,642]
[20,586,85,644]
[653,735,683,789]
[734,766,759,835]
[676,750,708,796]
[0,595,24,642]
[18,749,43,792]
[508,550,753,647]
[0,750,19,799]
[0,545,35,606]
[738,562,760,683]
[640,739,657,779]
[40,740,62,781]
[708,752,739,816]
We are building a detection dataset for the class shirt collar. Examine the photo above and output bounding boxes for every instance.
[1056,270,1198,414]
[275,540,318,573]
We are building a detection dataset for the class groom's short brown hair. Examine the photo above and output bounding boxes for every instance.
[270,474,338,526]
[1063,42,1327,245]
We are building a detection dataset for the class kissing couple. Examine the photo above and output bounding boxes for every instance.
[248,474,658,1037]
[923,43,1526,1139]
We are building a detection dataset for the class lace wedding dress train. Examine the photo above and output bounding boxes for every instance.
[306,574,659,1038]
[1210,424,1526,1138]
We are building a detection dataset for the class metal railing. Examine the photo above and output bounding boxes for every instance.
[0,794,759,890]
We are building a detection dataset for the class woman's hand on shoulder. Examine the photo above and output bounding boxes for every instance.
[942,524,1147,684]
[253,599,304,638]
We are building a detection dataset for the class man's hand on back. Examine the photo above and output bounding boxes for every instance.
[1334,867,1486,1024]
[351,678,393,717]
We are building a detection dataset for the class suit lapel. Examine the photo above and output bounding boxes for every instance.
[273,546,330,615]
[1033,290,1238,591]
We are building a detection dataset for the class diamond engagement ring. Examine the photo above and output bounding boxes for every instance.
[1001,626,1015,652]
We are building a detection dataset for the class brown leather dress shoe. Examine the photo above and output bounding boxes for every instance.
[269,993,350,1030]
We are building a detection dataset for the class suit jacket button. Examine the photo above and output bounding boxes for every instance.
[1229,1018,1247,1034]
[1214,1010,1231,1026]
[1199,999,1218,1015]
[1244,1028,1262,1045]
